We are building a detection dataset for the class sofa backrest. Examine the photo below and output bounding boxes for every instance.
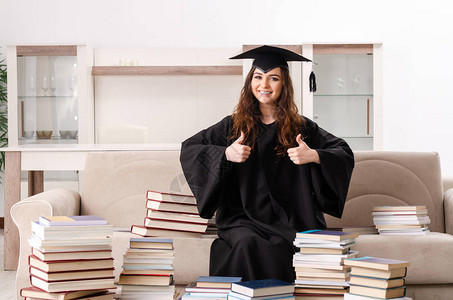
[80,151,192,229]
[325,151,445,233]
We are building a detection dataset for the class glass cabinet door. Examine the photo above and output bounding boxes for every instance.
[16,47,78,144]
[312,50,374,150]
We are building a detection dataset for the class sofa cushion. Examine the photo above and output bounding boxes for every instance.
[352,232,453,284]
[112,231,215,285]
[81,151,193,229]
[325,151,445,233]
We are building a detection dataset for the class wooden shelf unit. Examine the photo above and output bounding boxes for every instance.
[91,65,243,76]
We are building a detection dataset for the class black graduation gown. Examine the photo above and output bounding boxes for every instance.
[179,115,354,282]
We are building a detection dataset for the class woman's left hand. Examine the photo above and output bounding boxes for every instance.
[287,134,320,165]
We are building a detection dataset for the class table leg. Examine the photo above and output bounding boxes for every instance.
[4,151,21,270]
[28,171,44,197]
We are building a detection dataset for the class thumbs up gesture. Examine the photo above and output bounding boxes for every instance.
[225,131,252,163]
[287,134,320,165]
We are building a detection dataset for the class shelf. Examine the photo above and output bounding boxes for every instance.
[16,45,77,57]
[92,66,243,76]
[314,94,373,97]
[18,96,76,99]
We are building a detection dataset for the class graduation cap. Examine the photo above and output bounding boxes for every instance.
[230,45,312,74]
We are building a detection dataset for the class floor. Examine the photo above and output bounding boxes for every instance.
[0,229,17,299]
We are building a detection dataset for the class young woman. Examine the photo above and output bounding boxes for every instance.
[180,46,354,282]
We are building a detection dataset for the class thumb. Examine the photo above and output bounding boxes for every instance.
[235,131,245,144]
[296,134,304,146]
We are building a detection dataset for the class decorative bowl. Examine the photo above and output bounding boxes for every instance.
[68,130,78,139]
[59,131,70,139]
[36,130,53,139]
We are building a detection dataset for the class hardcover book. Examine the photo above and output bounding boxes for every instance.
[131,225,202,238]
[196,276,242,288]
[344,257,410,270]
[373,205,426,212]
[29,266,114,282]
[31,248,112,262]
[31,221,113,240]
[144,217,208,233]
[350,266,407,279]
[147,210,208,224]
[349,275,405,289]
[39,215,107,226]
[348,285,406,299]
[146,199,199,215]
[147,190,196,205]
[29,255,114,272]
[118,274,173,286]
[296,230,359,241]
[231,279,294,297]
[30,276,115,293]
[344,293,412,300]
[20,287,109,300]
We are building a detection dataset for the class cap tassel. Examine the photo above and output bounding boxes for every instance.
[309,71,317,93]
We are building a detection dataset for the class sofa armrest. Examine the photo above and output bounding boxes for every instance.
[444,188,453,235]
[10,188,81,300]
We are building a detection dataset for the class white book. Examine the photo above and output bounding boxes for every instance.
[294,279,349,287]
[293,250,358,263]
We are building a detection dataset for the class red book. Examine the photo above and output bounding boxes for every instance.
[147,190,196,205]
[146,199,199,215]
[144,217,207,233]
[30,275,115,293]
[32,248,112,262]
[28,255,114,272]
[146,209,208,224]
[20,286,109,300]
[29,266,115,282]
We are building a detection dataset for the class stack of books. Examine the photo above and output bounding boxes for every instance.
[21,215,115,299]
[293,230,360,299]
[182,276,242,300]
[131,190,209,238]
[229,279,295,300]
[117,238,176,300]
[344,256,411,299]
[372,206,430,235]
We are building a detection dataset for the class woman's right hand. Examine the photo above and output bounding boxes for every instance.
[225,131,251,163]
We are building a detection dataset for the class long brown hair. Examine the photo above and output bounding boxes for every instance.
[231,66,305,156]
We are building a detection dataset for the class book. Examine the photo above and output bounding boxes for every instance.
[349,275,405,289]
[29,266,114,282]
[118,274,173,286]
[31,221,113,240]
[294,286,348,295]
[126,248,174,257]
[146,199,199,215]
[348,285,406,299]
[344,293,412,299]
[129,237,174,249]
[29,255,114,272]
[147,190,196,204]
[228,291,295,300]
[293,250,358,263]
[39,215,108,226]
[295,269,350,280]
[28,240,112,253]
[30,276,115,293]
[344,257,410,270]
[196,276,242,288]
[147,209,208,224]
[122,255,173,265]
[350,266,407,279]
[299,247,350,255]
[144,217,208,233]
[185,281,231,294]
[121,268,175,275]
[131,225,202,238]
[20,287,109,300]
[296,230,359,241]
[181,293,228,300]
[294,280,349,287]
[231,279,294,297]
[328,226,378,235]
[293,262,351,271]
[373,205,426,212]
[29,235,112,248]
[31,248,112,261]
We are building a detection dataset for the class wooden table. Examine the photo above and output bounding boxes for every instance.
[2,143,180,270]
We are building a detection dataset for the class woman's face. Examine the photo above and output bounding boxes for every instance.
[251,67,283,105]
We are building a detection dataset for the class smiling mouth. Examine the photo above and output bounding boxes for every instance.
[260,91,271,95]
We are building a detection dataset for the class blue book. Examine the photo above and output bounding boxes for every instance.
[196,276,242,288]
[296,230,359,241]
[231,279,294,297]
[228,290,295,300]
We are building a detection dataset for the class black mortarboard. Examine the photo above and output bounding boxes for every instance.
[230,45,312,73]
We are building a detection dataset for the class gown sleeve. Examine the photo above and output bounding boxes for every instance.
[180,116,232,219]
[304,118,355,218]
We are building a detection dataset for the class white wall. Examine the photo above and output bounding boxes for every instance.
[1,1,453,176]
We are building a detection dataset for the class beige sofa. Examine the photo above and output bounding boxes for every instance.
[11,151,453,299]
